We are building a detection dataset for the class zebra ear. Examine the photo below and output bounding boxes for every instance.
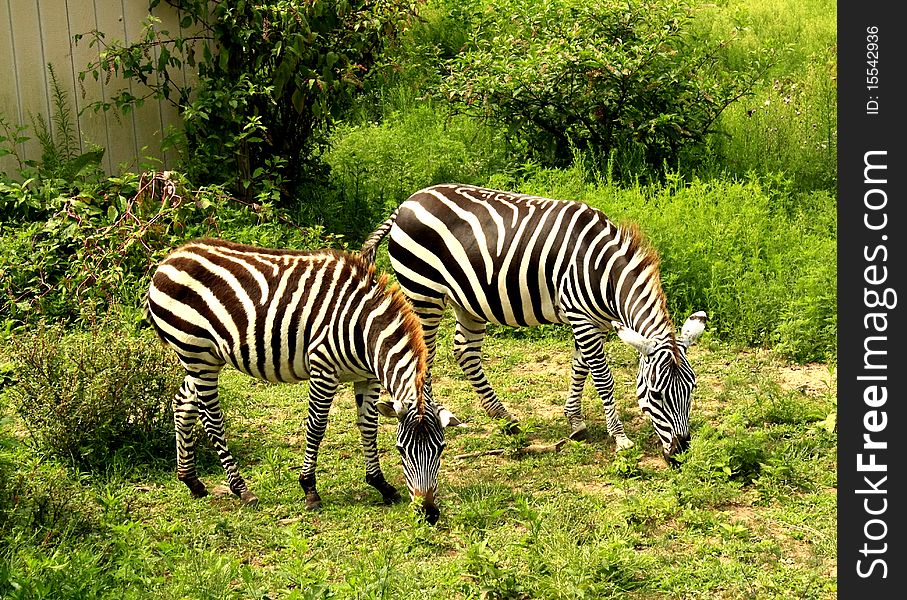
[678,311,707,349]
[611,321,657,356]
[438,407,463,428]
[376,399,402,420]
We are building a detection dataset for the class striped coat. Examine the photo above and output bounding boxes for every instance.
[361,184,705,462]
[145,238,458,521]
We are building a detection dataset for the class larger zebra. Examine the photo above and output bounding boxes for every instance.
[360,184,706,463]
[145,238,460,523]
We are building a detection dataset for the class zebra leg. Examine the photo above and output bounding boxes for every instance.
[408,297,445,372]
[565,345,591,441]
[298,374,340,511]
[355,379,401,505]
[173,376,208,499]
[193,370,258,506]
[452,306,519,432]
[406,295,454,407]
[571,321,634,450]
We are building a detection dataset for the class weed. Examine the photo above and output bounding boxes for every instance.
[7,321,183,471]
[462,539,527,600]
[609,446,645,479]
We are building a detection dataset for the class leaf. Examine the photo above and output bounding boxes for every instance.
[157,47,171,73]
[63,149,105,179]
[291,88,307,114]
[273,57,299,96]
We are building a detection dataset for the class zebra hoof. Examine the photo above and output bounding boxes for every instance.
[365,473,402,505]
[239,491,259,506]
[569,423,588,441]
[182,477,209,499]
[381,488,403,505]
[305,491,323,511]
[501,420,522,436]
[614,437,635,451]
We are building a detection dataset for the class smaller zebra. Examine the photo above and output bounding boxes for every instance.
[144,239,460,523]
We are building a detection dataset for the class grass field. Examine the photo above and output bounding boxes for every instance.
[0,0,838,597]
[1,316,837,599]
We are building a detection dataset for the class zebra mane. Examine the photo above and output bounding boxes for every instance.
[367,266,428,418]
[613,221,681,364]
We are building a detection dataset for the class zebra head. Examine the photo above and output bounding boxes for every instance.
[612,311,707,465]
[376,390,461,524]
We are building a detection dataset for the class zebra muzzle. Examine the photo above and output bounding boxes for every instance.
[412,489,439,525]
[663,434,691,467]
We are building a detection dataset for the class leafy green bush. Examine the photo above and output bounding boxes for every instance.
[7,322,184,471]
[441,0,767,180]
[0,168,339,327]
[81,0,419,206]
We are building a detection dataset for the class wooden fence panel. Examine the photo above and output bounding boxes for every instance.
[0,0,189,177]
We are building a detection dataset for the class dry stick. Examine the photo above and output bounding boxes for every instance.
[451,438,568,460]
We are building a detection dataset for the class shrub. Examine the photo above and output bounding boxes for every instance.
[441,0,768,180]
[81,0,420,207]
[7,321,184,471]
[0,452,96,543]
[0,168,340,328]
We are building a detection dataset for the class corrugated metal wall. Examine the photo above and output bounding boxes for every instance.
[0,0,192,176]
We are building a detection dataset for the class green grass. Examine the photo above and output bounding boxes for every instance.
[1,318,837,598]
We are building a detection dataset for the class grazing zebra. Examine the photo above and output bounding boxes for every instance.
[360,184,706,463]
[144,238,460,523]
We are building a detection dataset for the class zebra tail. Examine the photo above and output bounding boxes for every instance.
[359,209,398,265]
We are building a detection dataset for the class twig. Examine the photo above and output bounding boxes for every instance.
[452,448,507,460]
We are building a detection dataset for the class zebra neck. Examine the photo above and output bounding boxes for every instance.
[359,297,424,410]
[616,294,676,344]
[581,225,675,345]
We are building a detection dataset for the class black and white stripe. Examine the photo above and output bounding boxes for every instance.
[361,184,705,462]
[145,238,459,521]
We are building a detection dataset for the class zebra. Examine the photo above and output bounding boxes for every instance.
[144,238,460,523]
[360,184,706,464]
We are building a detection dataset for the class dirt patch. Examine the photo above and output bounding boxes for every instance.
[639,455,668,472]
[775,363,835,396]
[571,480,625,497]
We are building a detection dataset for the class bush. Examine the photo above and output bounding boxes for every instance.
[7,322,184,471]
[441,0,767,180]
[81,0,420,207]
[0,168,340,328]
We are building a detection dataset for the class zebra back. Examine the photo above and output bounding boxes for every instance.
[146,238,427,414]
[383,184,679,356]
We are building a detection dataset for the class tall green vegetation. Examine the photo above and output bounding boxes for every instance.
[699,0,837,191]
